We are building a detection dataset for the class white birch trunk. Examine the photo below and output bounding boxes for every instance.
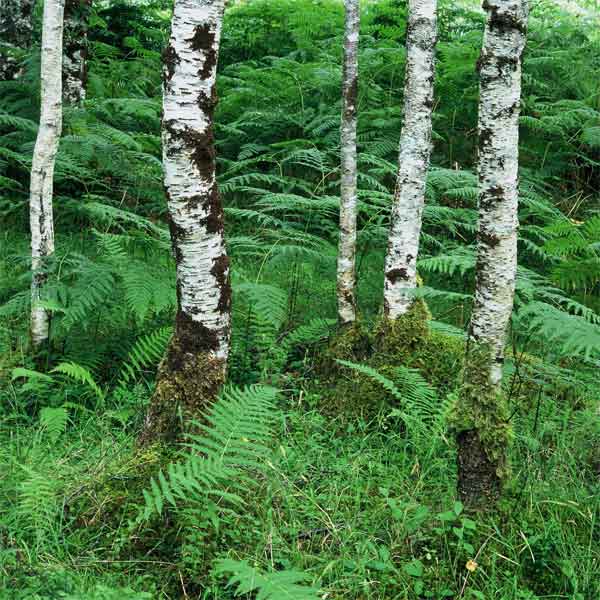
[337,0,359,325]
[457,0,528,506]
[468,0,528,388]
[0,0,35,80]
[30,0,65,349]
[63,0,91,104]
[383,0,437,320]
[140,0,231,444]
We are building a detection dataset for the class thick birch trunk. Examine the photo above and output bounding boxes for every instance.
[139,0,231,445]
[30,0,65,349]
[383,0,437,320]
[337,0,359,325]
[0,0,35,80]
[456,0,528,506]
[63,0,92,104]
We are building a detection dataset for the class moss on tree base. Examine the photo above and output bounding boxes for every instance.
[374,297,432,357]
[316,300,465,417]
[138,332,226,445]
[450,343,511,507]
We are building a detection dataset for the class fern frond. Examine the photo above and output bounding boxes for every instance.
[141,385,279,521]
[51,362,104,400]
[117,326,173,388]
[39,406,70,442]
[215,559,321,600]
[336,360,442,436]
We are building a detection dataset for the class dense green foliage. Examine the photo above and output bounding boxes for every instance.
[0,0,599,598]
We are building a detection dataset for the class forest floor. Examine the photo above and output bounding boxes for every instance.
[1,0,600,598]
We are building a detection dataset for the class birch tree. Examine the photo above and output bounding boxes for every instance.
[0,0,34,80]
[337,0,359,326]
[140,0,231,444]
[383,0,437,320]
[30,0,66,349]
[63,0,92,104]
[454,0,528,506]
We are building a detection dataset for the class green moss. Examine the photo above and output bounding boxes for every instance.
[315,301,465,417]
[68,444,171,530]
[139,334,227,445]
[317,320,372,379]
[374,298,432,357]
[449,343,512,505]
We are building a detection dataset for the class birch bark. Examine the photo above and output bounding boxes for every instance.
[140,0,231,444]
[30,0,65,349]
[456,0,528,506]
[63,0,92,104]
[0,0,35,80]
[337,0,359,325]
[383,0,437,320]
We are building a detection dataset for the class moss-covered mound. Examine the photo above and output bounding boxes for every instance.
[316,301,465,417]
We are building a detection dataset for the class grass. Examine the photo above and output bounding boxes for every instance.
[1,359,598,599]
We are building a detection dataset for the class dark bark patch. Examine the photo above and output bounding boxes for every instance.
[478,230,501,248]
[457,429,501,507]
[166,215,185,266]
[198,87,218,112]
[488,185,504,198]
[343,75,358,120]
[496,54,520,73]
[189,130,216,181]
[163,43,179,83]
[479,126,493,152]
[211,253,231,313]
[482,185,505,207]
[198,183,224,234]
[170,311,219,369]
[190,24,217,80]
[163,120,216,182]
[386,268,409,284]
[483,0,528,35]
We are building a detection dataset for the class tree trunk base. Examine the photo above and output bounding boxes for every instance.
[375,297,431,356]
[457,429,501,508]
[138,334,226,446]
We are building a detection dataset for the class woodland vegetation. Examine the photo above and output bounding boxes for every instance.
[0,0,599,598]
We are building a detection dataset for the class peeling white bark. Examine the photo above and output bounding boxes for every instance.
[383,0,437,320]
[163,0,230,362]
[30,0,65,348]
[467,0,528,387]
[337,0,359,325]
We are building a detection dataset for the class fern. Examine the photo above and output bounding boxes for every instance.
[117,326,173,388]
[514,301,600,359]
[336,359,445,437]
[39,406,70,442]
[17,465,60,548]
[141,385,279,522]
[214,559,321,600]
[51,362,104,400]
